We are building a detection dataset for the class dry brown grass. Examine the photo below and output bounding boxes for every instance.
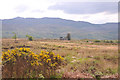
[2,38,118,78]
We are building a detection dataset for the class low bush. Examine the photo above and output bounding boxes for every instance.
[26,35,33,41]
[94,40,100,43]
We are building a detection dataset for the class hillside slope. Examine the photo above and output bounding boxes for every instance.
[2,17,118,40]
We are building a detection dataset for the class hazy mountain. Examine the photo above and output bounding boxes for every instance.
[2,17,118,40]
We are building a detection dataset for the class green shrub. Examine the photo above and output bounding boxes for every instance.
[94,40,100,43]
[12,32,17,42]
[26,35,33,41]
[28,36,33,41]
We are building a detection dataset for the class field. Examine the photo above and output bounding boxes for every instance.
[2,38,118,78]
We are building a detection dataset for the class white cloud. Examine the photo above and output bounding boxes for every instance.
[0,0,118,24]
[0,0,56,18]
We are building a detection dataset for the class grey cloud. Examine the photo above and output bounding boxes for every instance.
[49,2,118,14]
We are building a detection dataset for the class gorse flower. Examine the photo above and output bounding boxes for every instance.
[46,59,51,63]
[2,48,64,78]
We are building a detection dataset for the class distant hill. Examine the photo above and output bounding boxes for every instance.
[2,17,118,40]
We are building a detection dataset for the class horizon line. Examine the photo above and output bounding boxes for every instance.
[1,16,118,25]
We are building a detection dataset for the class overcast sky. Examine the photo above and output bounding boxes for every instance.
[0,0,119,24]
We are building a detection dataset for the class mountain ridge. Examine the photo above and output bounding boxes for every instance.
[2,17,117,24]
[2,17,118,40]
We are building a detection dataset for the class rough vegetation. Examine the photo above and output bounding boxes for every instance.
[2,38,118,78]
[2,48,64,78]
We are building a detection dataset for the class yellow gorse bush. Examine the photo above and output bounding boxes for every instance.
[2,48,64,78]
[2,48,38,65]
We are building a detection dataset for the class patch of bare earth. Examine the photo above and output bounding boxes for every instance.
[62,72,93,78]
[62,72,118,79]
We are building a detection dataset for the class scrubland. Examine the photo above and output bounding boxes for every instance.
[1,39,118,78]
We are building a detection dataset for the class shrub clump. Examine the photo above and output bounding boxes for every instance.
[2,48,64,78]
[26,35,33,41]
[94,40,100,43]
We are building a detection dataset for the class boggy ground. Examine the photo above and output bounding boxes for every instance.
[2,38,118,78]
